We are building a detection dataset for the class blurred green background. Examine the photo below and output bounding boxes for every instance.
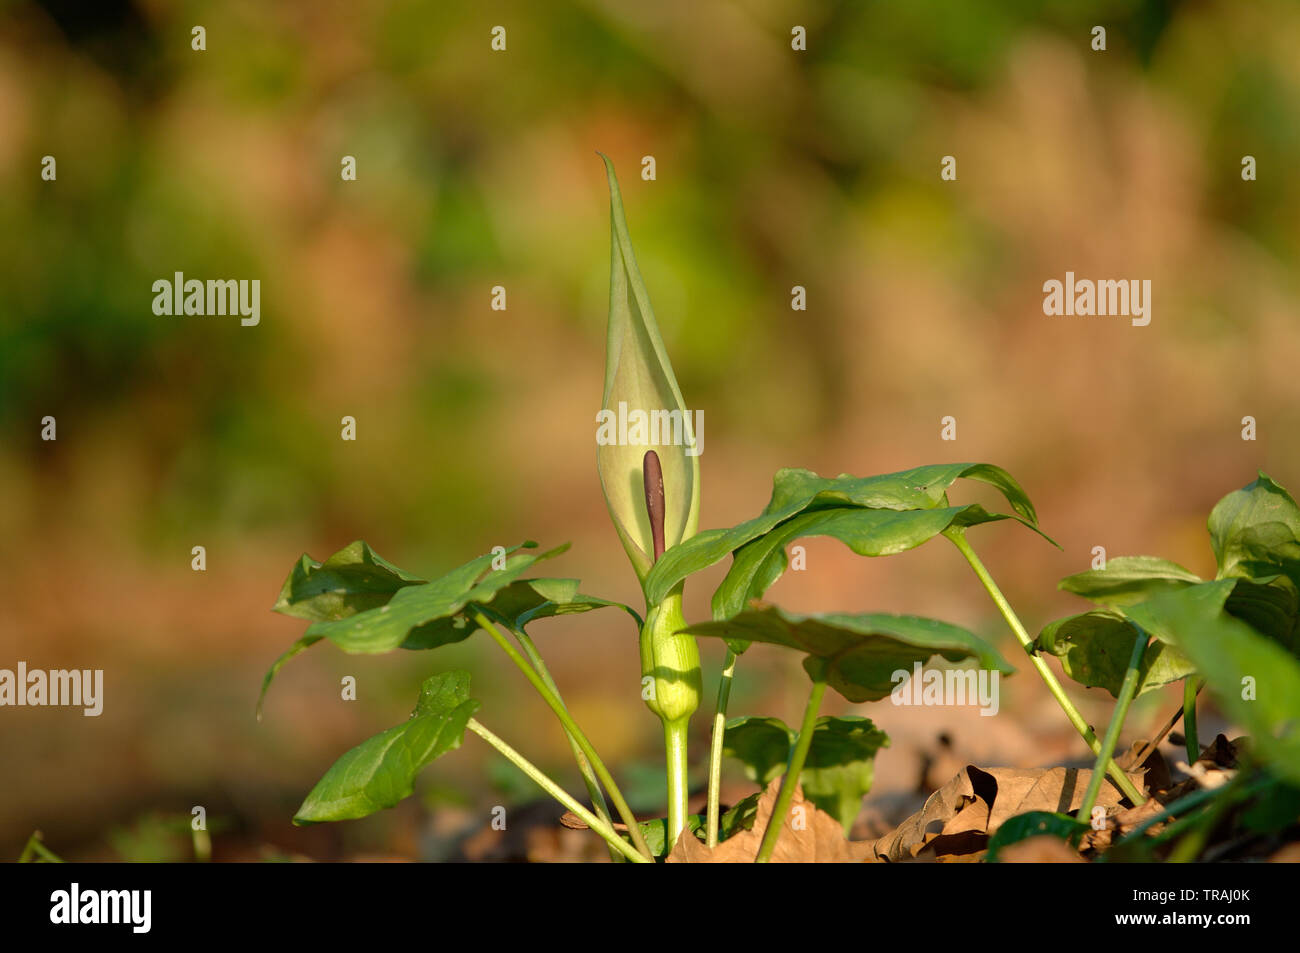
[1,0,1298,860]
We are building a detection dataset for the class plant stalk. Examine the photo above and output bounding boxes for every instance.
[640,449,702,848]
[1078,624,1148,826]
[664,718,690,847]
[474,611,655,860]
[756,669,828,863]
[1183,677,1202,766]
[17,830,63,863]
[505,618,620,862]
[944,528,1146,804]
[638,591,700,849]
[705,648,739,847]
[1165,772,1248,863]
[1115,773,1270,849]
[466,718,649,863]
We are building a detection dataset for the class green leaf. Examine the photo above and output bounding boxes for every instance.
[638,790,763,856]
[1036,581,1234,697]
[801,716,890,833]
[273,540,425,623]
[644,463,1054,609]
[256,634,323,721]
[711,503,1034,623]
[723,715,889,833]
[683,605,1013,703]
[722,716,793,786]
[261,541,428,713]
[718,790,763,841]
[597,155,700,585]
[985,812,1087,862]
[305,542,564,654]
[513,581,644,631]
[1058,555,1202,607]
[1036,611,1196,698]
[1224,576,1300,655]
[1147,587,1300,787]
[1239,777,1300,834]
[1210,472,1300,589]
[400,576,642,649]
[639,814,705,858]
[294,671,480,823]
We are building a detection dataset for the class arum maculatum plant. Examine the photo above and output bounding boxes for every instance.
[1027,473,1300,845]
[257,157,1298,862]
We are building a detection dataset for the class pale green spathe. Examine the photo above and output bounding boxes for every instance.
[597,154,700,587]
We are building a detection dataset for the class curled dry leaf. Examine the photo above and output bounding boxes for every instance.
[1115,740,1172,793]
[868,764,1145,862]
[666,778,874,863]
[1080,797,1166,851]
[1197,734,1248,769]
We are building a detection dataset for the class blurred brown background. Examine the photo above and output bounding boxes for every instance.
[1,0,1297,860]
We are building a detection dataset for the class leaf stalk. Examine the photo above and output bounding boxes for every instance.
[467,718,649,863]
[474,610,655,860]
[756,666,828,863]
[705,648,739,847]
[944,527,1146,805]
[1078,623,1148,826]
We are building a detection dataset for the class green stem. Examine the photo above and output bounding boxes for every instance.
[1161,770,1256,862]
[1115,774,1265,848]
[17,830,63,863]
[466,718,649,864]
[474,611,654,861]
[944,528,1146,805]
[1078,624,1148,826]
[1183,677,1202,766]
[504,617,619,861]
[705,649,739,848]
[756,670,828,863]
[664,718,690,846]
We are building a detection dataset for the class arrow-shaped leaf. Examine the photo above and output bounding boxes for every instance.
[1145,587,1300,787]
[645,463,1053,610]
[682,605,1013,703]
[1037,579,1234,698]
[722,716,792,786]
[273,540,426,623]
[711,502,1038,623]
[294,671,480,824]
[725,714,890,833]
[305,542,563,654]
[1036,609,1198,699]
[1224,575,1300,655]
[1210,472,1300,588]
[400,575,643,649]
[1058,555,1202,608]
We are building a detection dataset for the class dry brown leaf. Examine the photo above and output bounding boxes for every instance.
[998,765,1139,827]
[868,764,982,862]
[1080,795,1166,851]
[1116,740,1171,792]
[868,763,1145,862]
[666,778,873,863]
[1268,843,1300,863]
[1197,734,1247,769]
[998,834,1085,863]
